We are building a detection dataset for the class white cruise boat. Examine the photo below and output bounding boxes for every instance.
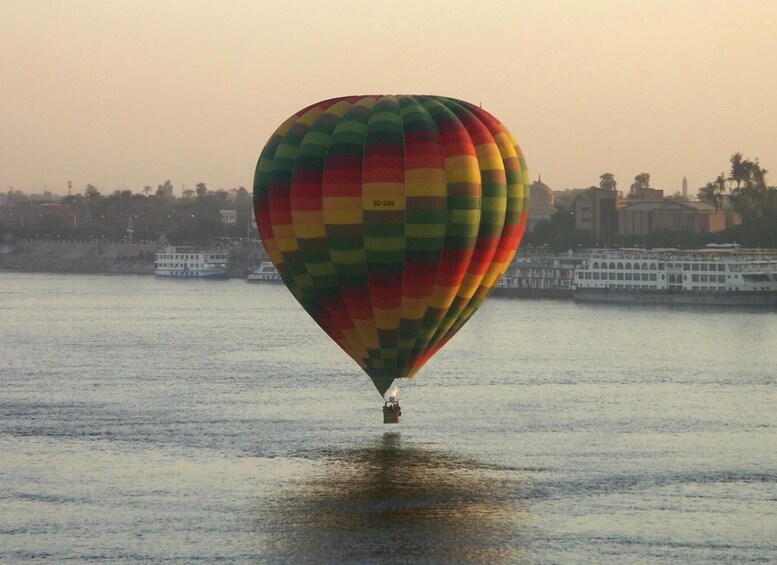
[572,247,777,305]
[494,256,580,298]
[154,246,229,279]
[246,261,282,283]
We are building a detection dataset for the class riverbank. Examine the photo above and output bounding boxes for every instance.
[0,241,262,277]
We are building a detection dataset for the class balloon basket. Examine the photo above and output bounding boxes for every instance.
[383,399,401,424]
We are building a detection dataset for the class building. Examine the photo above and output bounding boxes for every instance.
[574,188,618,246]
[618,201,658,237]
[618,200,730,237]
[639,188,664,201]
[652,201,727,234]
[552,188,587,212]
[220,209,237,225]
[527,177,555,232]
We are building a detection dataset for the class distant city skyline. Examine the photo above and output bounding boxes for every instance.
[7,174,700,198]
[2,1,776,197]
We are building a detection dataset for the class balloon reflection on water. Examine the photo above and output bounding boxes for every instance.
[260,433,533,563]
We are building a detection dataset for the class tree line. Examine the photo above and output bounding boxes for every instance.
[696,153,777,248]
[525,153,777,252]
[5,153,776,250]
[1,181,255,244]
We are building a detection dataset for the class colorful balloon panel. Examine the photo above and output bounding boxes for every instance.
[254,95,529,396]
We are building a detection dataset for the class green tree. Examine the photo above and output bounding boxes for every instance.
[232,186,254,233]
[695,152,775,246]
[628,173,651,199]
[697,173,727,210]
[728,152,748,191]
[524,204,595,252]
[599,173,617,192]
[156,180,174,198]
[728,153,769,219]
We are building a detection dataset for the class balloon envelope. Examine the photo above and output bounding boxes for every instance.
[254,95,529,396]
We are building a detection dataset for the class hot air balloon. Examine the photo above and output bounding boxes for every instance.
[253,95,529,412]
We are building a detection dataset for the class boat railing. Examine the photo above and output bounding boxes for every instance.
[729,260,777,273]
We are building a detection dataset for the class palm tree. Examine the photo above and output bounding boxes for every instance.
[698,182,718,209]
[599,173,617,192]
[728,152,748,191]
[697,173,727,210]
[628,173,650,199]
[751,159,767,191]
[729,153,769,219]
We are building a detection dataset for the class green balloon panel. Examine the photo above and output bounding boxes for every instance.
[254,95,529,395]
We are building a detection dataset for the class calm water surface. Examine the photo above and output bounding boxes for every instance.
[1,273,776,563]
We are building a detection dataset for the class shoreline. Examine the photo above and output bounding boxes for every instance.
[0,240,261,278]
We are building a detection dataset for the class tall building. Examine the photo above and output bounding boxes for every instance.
[682,177,688,199]
[574,188,618,247]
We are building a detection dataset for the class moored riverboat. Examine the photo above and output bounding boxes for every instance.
[572,247,777,306]
[246,261,282,283]
[154,246,229,279]
[492,256,580,298]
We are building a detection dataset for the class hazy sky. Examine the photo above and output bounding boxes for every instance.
[2,0,776,197]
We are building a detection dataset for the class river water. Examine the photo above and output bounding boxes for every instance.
[1,272,775,563]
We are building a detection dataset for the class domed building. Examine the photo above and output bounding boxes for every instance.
[527,175,555,232]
